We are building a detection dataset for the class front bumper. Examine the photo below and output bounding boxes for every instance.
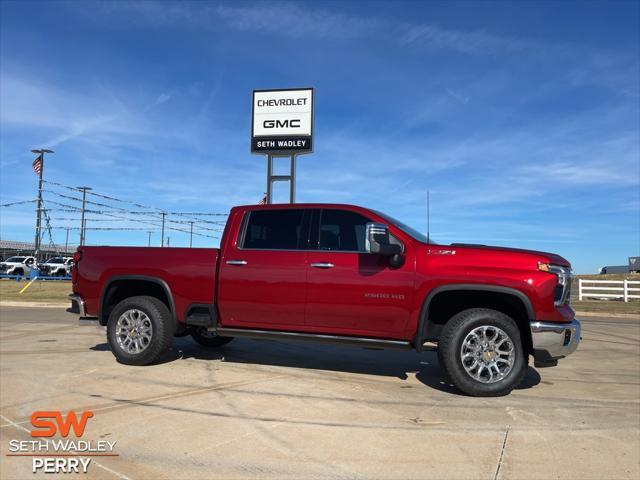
[530,319,581,367]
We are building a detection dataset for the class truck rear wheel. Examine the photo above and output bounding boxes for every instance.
[107,296,175,366]
[190,327,234,348]
[437,308,527,397]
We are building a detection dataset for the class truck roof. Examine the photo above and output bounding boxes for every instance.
[231,203,370,211]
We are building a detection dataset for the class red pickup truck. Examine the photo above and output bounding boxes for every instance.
[69,203,580,396]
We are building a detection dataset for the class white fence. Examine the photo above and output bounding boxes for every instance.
[578,279,640,302]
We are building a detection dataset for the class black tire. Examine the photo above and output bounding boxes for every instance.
[437,308,527,397]
[13,269,24,276]
[190,327,234,348]
[107,296,175,366]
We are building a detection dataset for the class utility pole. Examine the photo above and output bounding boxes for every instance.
[31,148,53,259]
[160,212,166,247]
[77,187,92,246]
[189,221,194,248]
[64,227,70,253]
[147,231,152,247]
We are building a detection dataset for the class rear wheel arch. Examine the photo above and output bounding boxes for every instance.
[99,276,175,326]
[415,285,534,353]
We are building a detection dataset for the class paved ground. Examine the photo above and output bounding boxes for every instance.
[0,306,638,480]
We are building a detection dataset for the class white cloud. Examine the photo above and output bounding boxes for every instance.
[401,23,529,55]
[152,93,171,107]
[216,2,379,40]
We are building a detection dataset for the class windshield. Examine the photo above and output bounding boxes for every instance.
[372,210,431,244]
[46,257,64,264]
[5,257,26,263]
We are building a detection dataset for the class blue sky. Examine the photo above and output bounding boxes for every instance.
[0,0,638,273]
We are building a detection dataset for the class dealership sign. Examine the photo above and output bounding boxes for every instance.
[251,88,314,154]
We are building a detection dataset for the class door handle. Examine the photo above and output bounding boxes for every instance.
[226,260,247,265]
[311,262,335,269]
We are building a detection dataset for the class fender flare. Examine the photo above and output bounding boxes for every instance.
[414,284,535,351]
[98,275,176,324]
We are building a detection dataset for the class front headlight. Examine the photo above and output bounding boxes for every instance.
[539,263,573,306]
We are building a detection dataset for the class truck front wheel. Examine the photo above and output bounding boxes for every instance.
[190,328,234,348]
[107,296,175,366]
[437,308,527,397]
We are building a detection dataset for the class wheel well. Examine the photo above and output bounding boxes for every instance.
[422,290,533,353]
[100,279,173,325]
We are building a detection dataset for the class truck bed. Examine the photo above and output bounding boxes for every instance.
[74,246,219,322]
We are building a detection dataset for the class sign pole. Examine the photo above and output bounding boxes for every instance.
[266,154,273,204]
[289,154,296,204]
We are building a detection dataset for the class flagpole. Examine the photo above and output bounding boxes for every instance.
[31,149,53,260]
[34,154,43,258]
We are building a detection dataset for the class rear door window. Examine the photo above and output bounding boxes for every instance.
[242,209,308,250]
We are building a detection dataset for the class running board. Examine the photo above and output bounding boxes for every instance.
[215,327,412,350]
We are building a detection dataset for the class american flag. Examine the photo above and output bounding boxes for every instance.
[258,194,267,205]
[32,155,42,176]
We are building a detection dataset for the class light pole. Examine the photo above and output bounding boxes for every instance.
[77,186,92,246]
[31,148,53,259]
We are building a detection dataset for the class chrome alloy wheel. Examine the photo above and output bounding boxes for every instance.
[460,325,515,383]
[115,309,153,354]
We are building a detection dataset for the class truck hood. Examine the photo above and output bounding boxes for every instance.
[424,243,571,275]
[448,243,571,267]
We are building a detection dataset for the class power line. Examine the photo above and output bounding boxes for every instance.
[50,226,217,237]
[43,179,227,218]
[35,179,225,243]
[0,199,37,207]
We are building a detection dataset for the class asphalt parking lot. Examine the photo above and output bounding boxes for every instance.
[0,306,638,480]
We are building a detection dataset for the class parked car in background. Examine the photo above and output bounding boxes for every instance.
[0,256,37,276]
[39,256,73,277]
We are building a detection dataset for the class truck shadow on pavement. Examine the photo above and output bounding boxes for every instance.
[91,337,541,396]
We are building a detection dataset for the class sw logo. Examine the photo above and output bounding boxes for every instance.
[30,410,94,437]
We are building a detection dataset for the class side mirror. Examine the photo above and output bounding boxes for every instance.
[365,223,402,256]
